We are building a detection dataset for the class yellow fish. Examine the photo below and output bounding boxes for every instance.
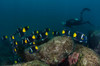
[15,42,18,45]
[62,30,65,34]
[52,32,54,35]
[25,39,28,44]
[36,30,39,34]
[22,28,26,33]
[32,35,36,39]
[35,46,38,50]
[14,48,17,52]
[12,35,15,39]
[73,33,77,38]
[45,32,48,36]
[33,42,35,44]
[5,36,8,39]
[27,26,29,29]
[14,60,18,64]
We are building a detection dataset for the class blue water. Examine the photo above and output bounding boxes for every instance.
[0,0,100,65]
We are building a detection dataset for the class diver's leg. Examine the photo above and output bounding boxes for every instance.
[80,8,91,22]
[82,21,94,26]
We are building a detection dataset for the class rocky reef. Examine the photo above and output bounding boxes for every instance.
[13,60,49,66]
[12,36,100,66]
[75,44,100,66]
[24,36,74,65]
[88,30,100,50]
[87,30,100,56]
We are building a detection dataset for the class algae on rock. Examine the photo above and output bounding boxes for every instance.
[24,36,74,65]
[75,44,100,66]
[13,60,49,66]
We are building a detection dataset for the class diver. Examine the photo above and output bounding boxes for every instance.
[62,8,93,28]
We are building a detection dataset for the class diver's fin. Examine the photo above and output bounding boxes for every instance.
[80,8,91,21]
[81,8,91,14]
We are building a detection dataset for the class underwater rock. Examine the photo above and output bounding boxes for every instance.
[24,36,74,65]
[24,50,38,61]
[24,46,42,62]
[94,43,100,55]
[74,44,100,66]
[13,60,49,66]
[39,36,74,65]
[88,30,100,55]
[88,30,100,49]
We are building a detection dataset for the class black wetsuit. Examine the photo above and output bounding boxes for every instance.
[65,8,92,27]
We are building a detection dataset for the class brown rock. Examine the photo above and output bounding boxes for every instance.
[13,60,49,66]
[38,36,74,64]
[24,36,74,65]
[75,44,100,66]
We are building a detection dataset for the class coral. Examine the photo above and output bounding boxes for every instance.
[68,52,79,66]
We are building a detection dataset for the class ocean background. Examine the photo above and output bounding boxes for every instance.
[0,0,100,65]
